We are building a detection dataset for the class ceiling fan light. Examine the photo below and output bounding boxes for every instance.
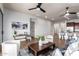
[36,8,40,10]
[64,16,70,19]
[65,13,69,16]
[64,14,70,19]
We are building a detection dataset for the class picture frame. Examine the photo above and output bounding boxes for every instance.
[12,22,28,30]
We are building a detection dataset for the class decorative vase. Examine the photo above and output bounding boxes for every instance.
[39,39,42,46]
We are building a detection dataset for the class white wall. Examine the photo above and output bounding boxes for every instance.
[54,22,66,33]
[3,8,52,41]
[3,9,30,41]
[50,22,54,35]
[0,3,3,12]
[35,18,51,36]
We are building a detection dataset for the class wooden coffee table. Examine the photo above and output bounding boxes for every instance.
[28,42,54,56]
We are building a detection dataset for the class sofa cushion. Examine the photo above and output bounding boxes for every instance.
[52,48,63,56]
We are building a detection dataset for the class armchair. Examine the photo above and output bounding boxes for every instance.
[45,35,53,43]
[2,40,20,56]
[2,43,17,56]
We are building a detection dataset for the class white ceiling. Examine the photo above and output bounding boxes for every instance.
[3,3,79,21]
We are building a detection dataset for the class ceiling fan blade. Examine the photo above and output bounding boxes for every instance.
[28,7,37,10]
[40,8,46,13]
[69,12,77,14]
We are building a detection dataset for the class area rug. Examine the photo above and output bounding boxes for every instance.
[19,48,54,56]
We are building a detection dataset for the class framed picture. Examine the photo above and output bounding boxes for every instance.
[12,22,28,30]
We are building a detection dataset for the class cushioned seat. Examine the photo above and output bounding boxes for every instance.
[45,35,53,43]
[71,51,79,56]
[2,43,18,56]
[64,41,79,56]
[52,48,63,56]
[2,40,20,56]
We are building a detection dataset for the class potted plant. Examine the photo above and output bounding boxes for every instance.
[36,35,45,46]
[40,36,45,41]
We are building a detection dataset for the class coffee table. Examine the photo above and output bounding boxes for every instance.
[28,42,54,56]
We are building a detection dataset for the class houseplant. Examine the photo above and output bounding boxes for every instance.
[36,35,45,46]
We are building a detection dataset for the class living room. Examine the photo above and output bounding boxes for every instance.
[0,3,79,56]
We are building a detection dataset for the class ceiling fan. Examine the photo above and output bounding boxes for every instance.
[28,3,46,13]
[65,7,77,15]
[60,7,78,19]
